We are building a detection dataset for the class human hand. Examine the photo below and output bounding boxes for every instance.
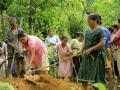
[66,53,70,55]
[53,53,57,59]
[27,64,32,70]
[13,45,18,49]
[85,48,93,54]
[4,38,9,43]
[77,51,82,56]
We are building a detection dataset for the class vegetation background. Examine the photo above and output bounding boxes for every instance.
[0,0,120,44]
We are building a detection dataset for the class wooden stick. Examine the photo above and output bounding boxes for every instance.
[29,60,64,72]
[29,52,94,73]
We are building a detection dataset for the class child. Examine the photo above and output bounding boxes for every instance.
[54,35,73,81]
[0,47,6,77]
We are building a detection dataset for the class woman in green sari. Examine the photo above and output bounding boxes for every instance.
[78,14,107,89]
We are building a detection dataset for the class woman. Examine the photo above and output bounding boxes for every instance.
[110,18,120,76]
[54,35,72,81]
[18,31,49,74]
[45,29,60,46]
[78,14,106,90]
[110,25,119,77]
[45,29,60,76]
[70,32,84,78]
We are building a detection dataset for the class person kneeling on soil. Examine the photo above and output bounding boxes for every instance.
[18,31,49,75]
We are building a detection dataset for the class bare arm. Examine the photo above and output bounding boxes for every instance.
[77,42,85,55]
[110,36,118,44]
[29,48,35,66]
[86,39,106,54]
[106,48,111,61]
[91,39,106,50]
[71,46,79,50]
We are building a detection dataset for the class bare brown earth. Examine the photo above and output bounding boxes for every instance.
[0,74,83,90]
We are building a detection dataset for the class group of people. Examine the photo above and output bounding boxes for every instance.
[0,14,120,90]
[0,17,50,78]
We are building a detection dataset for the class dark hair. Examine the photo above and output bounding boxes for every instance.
[88,14,102,24]
[18,31,27,39]
[76,32,84,37]
[118,18,120,24]
[108,27,114,34]
[111,24,118,30]
[48,28,53,33]
[61,35,68,40]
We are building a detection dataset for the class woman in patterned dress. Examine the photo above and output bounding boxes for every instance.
[78,14,107,90]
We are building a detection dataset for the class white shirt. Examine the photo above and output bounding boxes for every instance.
[2,42,8,59]
[45,35,60,46]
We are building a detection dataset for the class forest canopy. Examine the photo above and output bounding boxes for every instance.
[0,0,120,40]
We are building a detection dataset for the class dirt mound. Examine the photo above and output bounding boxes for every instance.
[0,74,83,90]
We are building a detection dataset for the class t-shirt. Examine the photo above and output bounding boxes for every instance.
[102,27,111,48]
[6,28,22,45]
[5,28,22,53]
[45,35,60,46]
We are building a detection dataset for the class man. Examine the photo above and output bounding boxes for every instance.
[5,17,25,78]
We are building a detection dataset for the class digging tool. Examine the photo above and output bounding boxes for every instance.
[53,60,57,78]
[72,57,81,83]
[27,52,94,75]
[27,60,64,75]
[111,58,118,90]
[4,40,19,78]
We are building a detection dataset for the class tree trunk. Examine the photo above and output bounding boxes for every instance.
[29,0,34,34]
[20,17,23,28]
[19,0,23,28]
[0,10,4,38]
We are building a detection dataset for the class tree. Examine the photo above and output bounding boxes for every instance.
[0,0,12,37]
[0,0,120,40]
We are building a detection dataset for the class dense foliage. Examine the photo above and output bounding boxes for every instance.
[0,0,120,77]
[0,0,120,40]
